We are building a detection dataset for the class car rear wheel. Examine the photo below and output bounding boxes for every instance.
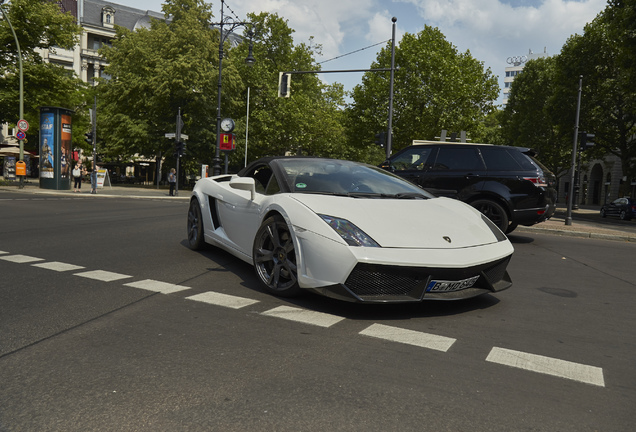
[187,199,205,250]
[600,208,607,218]
[471,199,509,233]
[253,215,301,297]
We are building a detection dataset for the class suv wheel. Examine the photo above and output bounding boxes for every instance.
[471,199,509,232]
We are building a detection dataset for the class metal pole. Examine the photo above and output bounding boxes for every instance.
[0,2,24,188]
[245,86,250,167]
[386,17,397,159]
[91,95,97,194]
[175,107,181,196]
[565,75,583,226]
[213,0,225,176]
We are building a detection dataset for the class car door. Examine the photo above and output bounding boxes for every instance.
[216,164,273,255]
[419,146,486,199]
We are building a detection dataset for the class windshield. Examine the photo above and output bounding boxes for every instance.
[275,158,434,198]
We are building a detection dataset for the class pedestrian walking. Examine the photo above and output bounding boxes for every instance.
[168,168,176,196]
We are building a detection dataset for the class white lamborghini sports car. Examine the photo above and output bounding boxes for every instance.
[187,157,514,303]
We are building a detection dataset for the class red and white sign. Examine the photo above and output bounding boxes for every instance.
[17,119,29,132]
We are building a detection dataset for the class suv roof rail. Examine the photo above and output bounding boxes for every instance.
[412,140,493,146]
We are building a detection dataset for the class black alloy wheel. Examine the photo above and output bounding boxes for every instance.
[600,208,607,218]
[253,215,301,297]
[620,210,630,221]
[187,198,205,250]
[471,199,510,233]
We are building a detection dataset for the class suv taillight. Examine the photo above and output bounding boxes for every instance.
[524,176,548,187]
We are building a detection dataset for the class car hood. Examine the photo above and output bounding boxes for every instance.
[291,194,502,248]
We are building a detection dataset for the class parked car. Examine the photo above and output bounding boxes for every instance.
[600,197,636,220]
[187,156,513,303]
[380,142,557,233]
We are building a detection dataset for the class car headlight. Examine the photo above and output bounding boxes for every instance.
[319,215,380,247]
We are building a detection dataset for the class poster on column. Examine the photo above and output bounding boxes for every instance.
[61,114,72,179]
[40,112,55,178]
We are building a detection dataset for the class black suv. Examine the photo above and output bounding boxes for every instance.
[380,142,557,233]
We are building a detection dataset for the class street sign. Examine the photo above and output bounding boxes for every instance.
[165,133,176,139]
[17,119,29,132]
[16,130,26,140]
[180,134,188,140]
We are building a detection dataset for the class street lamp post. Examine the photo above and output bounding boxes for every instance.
[211,0,255,176]
[0,0,25,188]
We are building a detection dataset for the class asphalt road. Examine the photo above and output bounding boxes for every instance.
[1,192,634,431]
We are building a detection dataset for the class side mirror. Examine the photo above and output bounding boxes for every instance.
[230,177,256,200]
[379,160,393,171]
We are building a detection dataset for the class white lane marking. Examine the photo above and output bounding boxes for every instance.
[32,261,85,272]
[261,305,345,328]
[186,291,259,309]
[359,323,456,352]
[124,279,190,294]
[486,347,605,387]
[0,254,44,264]
[0,251,8,254]
[74,270,132,282]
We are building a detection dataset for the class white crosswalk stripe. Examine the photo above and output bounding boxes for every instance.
[486,347,605,387]
[186,291,259,309]
[74,270,132,282]
[359,323,456,352]
[124,279,191,294]
[0,254,44,264]
[261,305,345,328]
[32,261,85,272]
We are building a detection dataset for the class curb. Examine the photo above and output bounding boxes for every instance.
[516,226,636,242]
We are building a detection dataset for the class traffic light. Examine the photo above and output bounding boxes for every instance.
[84,132,93,145]
[579,131,595,151]
[374,132,386,147]
[176,141,186,157]
[278,72,290,97]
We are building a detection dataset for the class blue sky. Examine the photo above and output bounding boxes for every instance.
[118,0,607,105]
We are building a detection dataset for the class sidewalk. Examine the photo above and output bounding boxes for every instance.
[0,179,190,200]
[2,181,635,242]
[516,206,636,242]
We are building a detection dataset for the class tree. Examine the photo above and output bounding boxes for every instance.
[500,56,570,178]
[556,5,636,194]
[226,12,346,168]
[0,0,87,149]
[97,0,228,173]
[345,26,499,163]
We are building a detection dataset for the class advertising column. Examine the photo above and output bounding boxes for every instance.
[39,106,73,190]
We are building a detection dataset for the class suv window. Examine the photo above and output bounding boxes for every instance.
[390,147,432,171]
[480,147,524,171]
[431,147,484,171]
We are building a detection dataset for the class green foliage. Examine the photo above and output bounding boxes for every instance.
[501,57,570,177]
[0,0,88,149]
[98,0,223,166]
[345,25,499,163]
[503,1,636,188]
[225,12,347,169]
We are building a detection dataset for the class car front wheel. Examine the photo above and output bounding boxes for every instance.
[253,215,301,297]
[600,208,607,218]
[620,210,630,221]
[187,198,205,250]
[471,199,509,233]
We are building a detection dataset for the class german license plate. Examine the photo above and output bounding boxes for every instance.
[426,275,480,292]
